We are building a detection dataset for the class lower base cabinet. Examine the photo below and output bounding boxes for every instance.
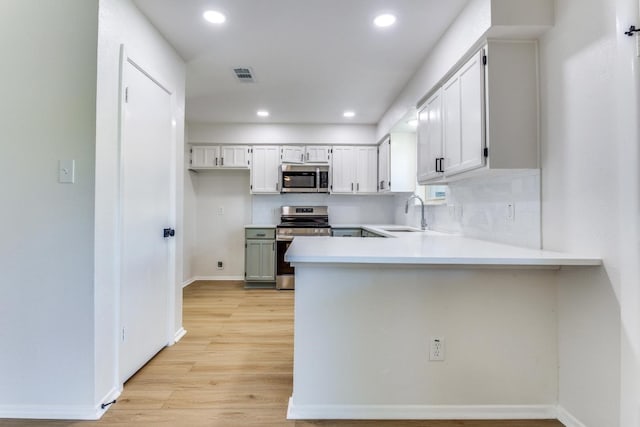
[245,228,276,286]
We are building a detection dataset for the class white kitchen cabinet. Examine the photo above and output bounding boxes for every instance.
[220,145,251,168]
[378,137,390,191]
[331,146,377,194]
[330,146,356,193]
[442,49,485,176]
[378,133,417,193]
[190,144,250,169]
[305,146,331,163]
[251,146,281,194]
[281,146,305,164]
[190,145,219,168]
[417,40,539,184]
[417,89,444,182]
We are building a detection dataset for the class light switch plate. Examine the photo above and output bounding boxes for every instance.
[58,160,75,184]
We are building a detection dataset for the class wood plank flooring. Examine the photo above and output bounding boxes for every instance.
[0,281,564,427]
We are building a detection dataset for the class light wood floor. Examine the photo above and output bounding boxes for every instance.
[1,281,564,427]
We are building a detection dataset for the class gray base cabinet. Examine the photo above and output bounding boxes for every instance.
[245,228,276,283]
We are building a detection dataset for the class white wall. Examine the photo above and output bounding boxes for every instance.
[192,170,251,278]
[0,0,98,418]
[95,0,185,412]
[539,0,639,425]
[188,123,377,145]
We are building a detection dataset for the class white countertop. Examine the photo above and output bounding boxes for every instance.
[286,225,601,267]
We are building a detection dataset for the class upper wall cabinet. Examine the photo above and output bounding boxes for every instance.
[251,146,281,194]
[417,40,539,184]
[281,145,331,164]
[190,145,250,169]
[305,146,331,163]
[378,133,417,193]
[281,146,305,164]
[332,146,378,194]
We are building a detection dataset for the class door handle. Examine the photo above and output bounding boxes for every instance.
[221,157,224,166]
[163,228,176,238]
[351,182,354,191]
[306,152,309,161]
[357,182,360,191]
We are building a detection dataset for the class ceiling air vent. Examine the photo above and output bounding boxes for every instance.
[233,67,255,82]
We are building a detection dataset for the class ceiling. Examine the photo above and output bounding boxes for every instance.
[133,0,469,125]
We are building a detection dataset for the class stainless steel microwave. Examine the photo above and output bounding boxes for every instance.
[280,164,330,193]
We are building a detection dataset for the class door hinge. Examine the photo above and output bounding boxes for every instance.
[483,147,489,157]
[482,55,487,66]
[124,87,129,103]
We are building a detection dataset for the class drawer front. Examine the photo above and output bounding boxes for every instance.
[245,228,276,239]
[332,228,362,237]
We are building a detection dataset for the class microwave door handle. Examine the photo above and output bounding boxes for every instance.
[316,168,320,192]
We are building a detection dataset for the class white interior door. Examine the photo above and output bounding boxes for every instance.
[120,57,174,382]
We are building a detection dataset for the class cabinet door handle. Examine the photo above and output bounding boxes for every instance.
[276,182,279,192]
[306,152,309,161]
[221,157,224,166]
[351,182,354,191]
[301,153,304,162]
[380,180,384,190]
[357,183,360,191]
[215,157,218,166]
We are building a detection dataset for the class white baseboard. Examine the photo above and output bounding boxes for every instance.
[186,275,244,284]
[173,327,187,344]
[0,387,123,420]
[557,405,587,427]
[287,398,557,420]
[181,277,197,288]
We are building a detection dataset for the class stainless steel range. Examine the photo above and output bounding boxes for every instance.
[276,206,330,290]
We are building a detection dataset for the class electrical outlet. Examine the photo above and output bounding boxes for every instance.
[217,261,224,270]
[429,337,445,361]
[506,202,515,222]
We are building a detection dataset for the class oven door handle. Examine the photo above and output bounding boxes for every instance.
[276,236,294,242]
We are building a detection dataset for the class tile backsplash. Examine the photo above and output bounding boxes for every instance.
[397,170,541,249]
[445,170,541,248]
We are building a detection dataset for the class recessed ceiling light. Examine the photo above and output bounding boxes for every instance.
[257,110,269,117]
[203,10,226,24]
[343,111,356,118]
[374,14,396,28]
[407,119,418,127]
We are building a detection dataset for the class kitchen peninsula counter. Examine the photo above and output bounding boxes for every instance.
[285,226,601,421]
[286,226,601,267]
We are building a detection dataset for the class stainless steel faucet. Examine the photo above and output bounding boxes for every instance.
[405,194,427,230]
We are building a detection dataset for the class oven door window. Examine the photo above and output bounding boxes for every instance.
[276,240,295,275]
[282,172,316,189]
